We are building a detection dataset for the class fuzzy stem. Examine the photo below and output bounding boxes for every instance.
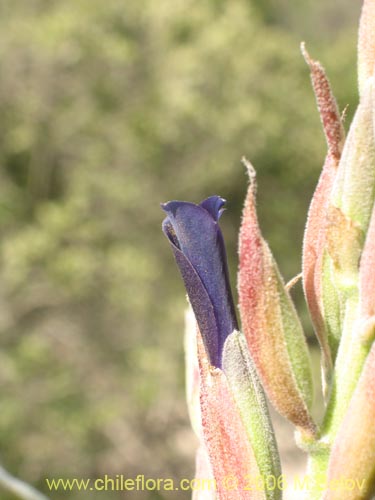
[304,447,331,500]
[0,465,49,500]
[321,293,370,441]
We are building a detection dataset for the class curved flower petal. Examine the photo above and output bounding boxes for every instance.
[162,197,238,367]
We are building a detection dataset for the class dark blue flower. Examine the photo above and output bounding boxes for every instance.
[161,196,238,368]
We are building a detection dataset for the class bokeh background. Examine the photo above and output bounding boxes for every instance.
[0,0,362,498]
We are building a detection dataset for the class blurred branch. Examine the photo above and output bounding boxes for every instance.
[0,465,49,500]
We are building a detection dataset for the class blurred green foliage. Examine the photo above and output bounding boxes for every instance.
[0,0,360,498]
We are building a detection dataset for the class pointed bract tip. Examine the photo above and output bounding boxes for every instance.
[241,156,256,175]
[300,42,310,64]
[341,104,349,123]
[241,156,257,188]
[286,272,303,292]
[300,43,322,72]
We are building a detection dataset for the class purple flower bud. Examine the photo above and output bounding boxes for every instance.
[162,196,238,368]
